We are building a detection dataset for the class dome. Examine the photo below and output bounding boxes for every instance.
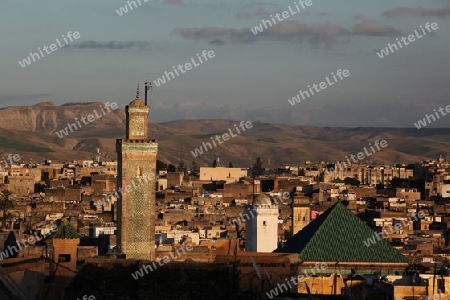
[252,193,272,206]
[129,98,146,107]
[129,84,146,107]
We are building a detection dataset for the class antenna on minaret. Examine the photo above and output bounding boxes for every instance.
[145,81,152,108]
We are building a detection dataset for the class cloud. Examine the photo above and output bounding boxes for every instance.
[175,20,402,48]
[382,7,450,18]
[174,27,258,44]
[175,22,351,48]
[163,0,185,6]
[352,19,402,36]
[209,38,226,46]
[69,41,154,50]
[264,21,350,47]
[235,2,278,19]
[240,2,277,9]
[235,8,270,20]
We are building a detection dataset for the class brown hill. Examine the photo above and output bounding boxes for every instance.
[0,102,449,167]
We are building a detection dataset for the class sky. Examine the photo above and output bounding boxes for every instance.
[0,0,449,127]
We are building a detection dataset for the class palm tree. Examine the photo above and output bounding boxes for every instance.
[0,190,14,229]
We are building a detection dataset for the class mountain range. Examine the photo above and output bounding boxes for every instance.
[0,102,449,168]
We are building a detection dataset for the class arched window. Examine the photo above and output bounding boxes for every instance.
[137,166,143,177]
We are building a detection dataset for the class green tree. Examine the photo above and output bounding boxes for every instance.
[167,164,176,172]
[344,177,360,186]
[212,159,217,168]
[156,160,168,172]
[228,161,233,168]
[0,190,14,229]
[191,161,199,174]
[177,160,186,173]
[252,157,264,176]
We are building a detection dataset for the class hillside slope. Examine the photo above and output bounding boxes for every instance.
[0,102,448,167]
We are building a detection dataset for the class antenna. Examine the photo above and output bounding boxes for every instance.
[250,256,262,280]
[263,268,273,286]
[145,81,152,107]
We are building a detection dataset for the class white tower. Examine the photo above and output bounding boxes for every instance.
[245,194,278,252]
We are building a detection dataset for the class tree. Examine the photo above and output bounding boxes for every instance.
[252,157,264,176]
[228,161,233,168]
[3,231,18,258]
[177,160,186,173]
[0,190,13,229]
[191,161,199,175]
[332,178,344,183]
[167,164,176,172]
[156,160,168,172]
[344,177,360,186]
[212,159,217,168]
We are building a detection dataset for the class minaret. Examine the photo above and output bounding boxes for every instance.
[116,85,158,260]
[245,194,278,252]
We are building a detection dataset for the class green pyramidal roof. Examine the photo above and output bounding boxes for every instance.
[277,202,408,263]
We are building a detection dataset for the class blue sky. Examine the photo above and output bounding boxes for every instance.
[0,0,449,127]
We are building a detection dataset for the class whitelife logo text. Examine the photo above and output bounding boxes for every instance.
[153,50,215,87]
[414,105,450,129]
[250,0,313,35]
[376,22,439,59]
[288,69,350,106]
[190,121,253,158]
[326,140,388,176]
[55,102,119,138]
[18,31,81,68]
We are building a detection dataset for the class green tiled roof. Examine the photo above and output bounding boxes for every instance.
[52,223,81,239]
[277,202,408,263]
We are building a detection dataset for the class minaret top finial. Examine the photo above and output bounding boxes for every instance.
[136,83,140,99]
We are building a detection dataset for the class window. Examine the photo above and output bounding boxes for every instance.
[438,279,445,293]
[263,221,267,226]
[136,166,143,176]
[58,254,71,262]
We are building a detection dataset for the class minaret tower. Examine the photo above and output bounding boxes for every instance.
[117,85,158,260]
[245,194,278,252]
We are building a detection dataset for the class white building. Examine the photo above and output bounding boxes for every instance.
[245,194,278,253]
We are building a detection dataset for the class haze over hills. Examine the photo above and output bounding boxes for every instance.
[0,102,449,167]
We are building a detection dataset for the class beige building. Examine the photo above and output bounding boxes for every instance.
[396,188,421,202]
[8,175,35,196]
[199,167,247,182]
[380,275,450,300]
[292,196,310,235]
